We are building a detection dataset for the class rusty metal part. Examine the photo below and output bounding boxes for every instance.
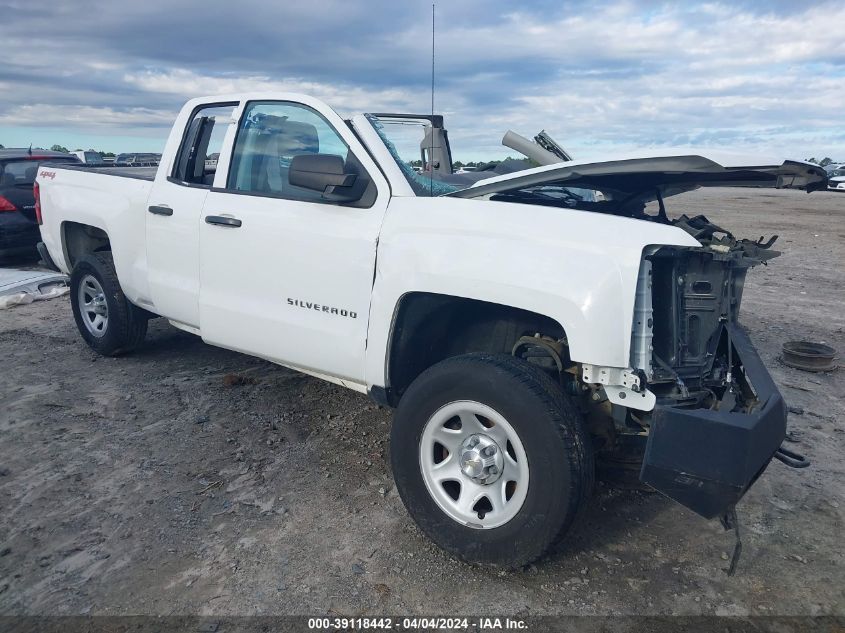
[512,334,567,372]
[781,341,837,372]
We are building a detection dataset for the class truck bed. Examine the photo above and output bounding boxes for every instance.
[41,162,157,181]
[36,162,156,285]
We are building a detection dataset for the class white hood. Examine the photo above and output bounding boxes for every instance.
[449,152,829,200]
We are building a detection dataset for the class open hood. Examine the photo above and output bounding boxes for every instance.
[447,151,829,201]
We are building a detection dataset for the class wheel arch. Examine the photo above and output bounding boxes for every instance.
[61,221,111,270]
[380,291,570,406]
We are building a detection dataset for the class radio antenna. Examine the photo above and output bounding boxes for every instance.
[429,2,435,196]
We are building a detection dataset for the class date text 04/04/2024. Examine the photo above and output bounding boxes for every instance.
[307,616,527,630]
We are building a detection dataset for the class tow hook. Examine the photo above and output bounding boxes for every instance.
[720,507,743,576]
[774,445,811,468]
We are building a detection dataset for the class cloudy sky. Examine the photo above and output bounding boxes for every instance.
[0,0,842,161]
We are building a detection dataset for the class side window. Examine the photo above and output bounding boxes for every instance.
[171,103,236,187]
[227,101,375,207]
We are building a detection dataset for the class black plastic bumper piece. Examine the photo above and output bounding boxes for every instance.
[640,324,787,519]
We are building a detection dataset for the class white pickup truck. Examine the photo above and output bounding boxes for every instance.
[35,93,826,568]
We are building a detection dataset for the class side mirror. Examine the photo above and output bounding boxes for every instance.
[289,154,360,202]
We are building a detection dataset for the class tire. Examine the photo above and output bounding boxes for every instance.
[69,251,148,356]
[390,353,594,568]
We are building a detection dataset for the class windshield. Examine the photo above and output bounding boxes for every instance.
[365,115,458,196]
[365,113,597,204]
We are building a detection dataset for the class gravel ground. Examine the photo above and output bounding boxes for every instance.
[0,187,843,617]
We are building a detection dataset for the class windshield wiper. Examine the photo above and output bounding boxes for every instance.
[496,186,584,204]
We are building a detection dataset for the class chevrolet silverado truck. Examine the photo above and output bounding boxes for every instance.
[34,93,826,568]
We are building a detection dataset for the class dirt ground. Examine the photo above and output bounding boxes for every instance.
[0,187,843,618]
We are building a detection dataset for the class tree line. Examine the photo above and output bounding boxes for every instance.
[49,145,116,158]
[0,142,115,157]
[805,157,839,166]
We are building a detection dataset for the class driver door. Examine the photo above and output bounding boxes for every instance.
[198,98,389,384]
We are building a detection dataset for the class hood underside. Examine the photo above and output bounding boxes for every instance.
[448,153,829,201]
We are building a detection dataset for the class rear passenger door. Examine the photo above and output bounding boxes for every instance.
[146,102,236,328]
[198,98,390,385]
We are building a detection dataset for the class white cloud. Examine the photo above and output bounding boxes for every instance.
[0,1,842,159]
[122,69,421,115]
[422,2,845,70]
[0,104,175,128]
[425,2,845,159]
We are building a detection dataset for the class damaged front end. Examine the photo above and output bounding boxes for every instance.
[455,150,823,539]
[630,215,788,519]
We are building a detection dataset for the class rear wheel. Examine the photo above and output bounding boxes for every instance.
[70,252,147,356]
[390,353,593,568]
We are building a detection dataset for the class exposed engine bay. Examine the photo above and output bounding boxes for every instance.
[508,198,790,518]
[585,212,782,456]
[648,214,780,409]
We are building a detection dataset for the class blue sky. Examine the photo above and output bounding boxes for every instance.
[0,0,842,161]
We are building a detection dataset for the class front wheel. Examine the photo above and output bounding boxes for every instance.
[390,353,593,568]
[70,252,147,356]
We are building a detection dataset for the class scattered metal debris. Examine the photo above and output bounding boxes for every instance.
[782,341,837,372]
[0,266,69,308]
[774,446,811,468]
[720,507,742,576]
[196,480,223,495]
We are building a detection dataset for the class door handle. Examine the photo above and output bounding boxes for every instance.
[148,205,173,216]
[205,215,242,228]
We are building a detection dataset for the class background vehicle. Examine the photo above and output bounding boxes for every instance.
[71,150,105,165]
[0,149,80,259]
[825,165,845,190]
[34,93,827,567]
[114,152,161,167]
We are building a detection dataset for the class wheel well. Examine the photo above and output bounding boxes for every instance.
[62,222,110,269]
[387,293,567,403]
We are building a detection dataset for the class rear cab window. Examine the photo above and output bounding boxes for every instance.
[171,104,236,187]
